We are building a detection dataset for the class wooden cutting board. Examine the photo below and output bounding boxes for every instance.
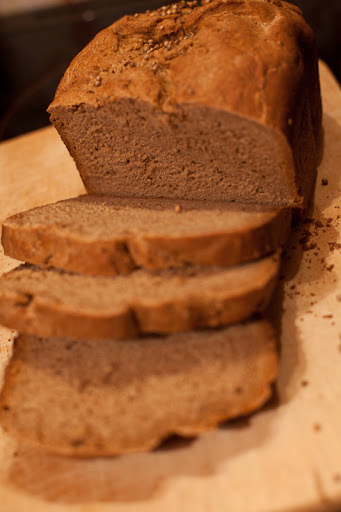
[0,62,340,512]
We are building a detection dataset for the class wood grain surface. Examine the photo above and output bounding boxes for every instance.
[0,62,340,512]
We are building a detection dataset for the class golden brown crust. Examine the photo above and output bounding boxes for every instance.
[0,320,278,456]
[49,0,310,134]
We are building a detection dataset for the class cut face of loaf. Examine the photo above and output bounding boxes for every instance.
[48,0,322,207]
[0,320,278,456]
[2,194,291,275]
[0,255,279,340]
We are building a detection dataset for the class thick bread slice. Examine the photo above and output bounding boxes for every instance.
[48,0,322,208]
[0,255,279,340]
[0,320,278,456]
[1,194,291,275]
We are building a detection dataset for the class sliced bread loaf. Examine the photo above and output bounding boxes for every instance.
[1,194,291,275]
[0,319,278,456]
[48,0,322,208]
[0,255,279,340]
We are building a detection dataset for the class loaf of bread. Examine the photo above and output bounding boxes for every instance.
[0,255,279,340]
[0,319,278,456]
[1,195,290,275]
[48,0,322,208]
[1,0,320,458]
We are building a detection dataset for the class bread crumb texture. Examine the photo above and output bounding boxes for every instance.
[0,253,279,339]
[0,320,278,456]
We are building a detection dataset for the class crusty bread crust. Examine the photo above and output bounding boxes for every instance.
[48,0,322,208]
[0,254,279,340]
[0,320,278,456]
[2,195,291,275]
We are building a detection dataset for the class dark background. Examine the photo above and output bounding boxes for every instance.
[0,0,340,141]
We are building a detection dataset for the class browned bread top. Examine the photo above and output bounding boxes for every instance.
[2,194,291,275]
[49,0,313,137]
[0,320,278,456]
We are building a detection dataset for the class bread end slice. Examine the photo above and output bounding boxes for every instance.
[0,320,278,456]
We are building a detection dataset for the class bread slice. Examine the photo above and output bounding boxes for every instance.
[0,254,279,340]
[48,0,321,208]
[0,319,278,456]
[1,194,291,276]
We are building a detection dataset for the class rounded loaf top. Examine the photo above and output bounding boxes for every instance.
[49,0,316,134]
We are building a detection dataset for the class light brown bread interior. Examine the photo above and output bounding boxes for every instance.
[0,255,279,340]
[2,194,291,275]
[0,319,278,456]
